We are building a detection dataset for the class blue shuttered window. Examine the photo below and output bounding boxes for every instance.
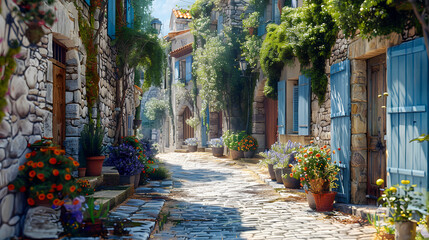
[298,75,310,135]
[387,37,429,193]
[330,59,351,203]
[185,56,192,83]
[273,0,280,24]
[126,0,134,28]
[107,0,116,39]
[174,60,180,82]
[277,80,286,135]
[293,85,299,133]
[217,15,224,35]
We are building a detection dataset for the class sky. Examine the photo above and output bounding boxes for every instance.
[151,0,196,36]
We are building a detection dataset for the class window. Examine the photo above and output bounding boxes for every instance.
[179,60,186,83]
[286,79,298,134]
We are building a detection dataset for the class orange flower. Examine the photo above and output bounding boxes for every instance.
[53,199,61,206]
[19,165,25,171]
[29,170,36,178]
[37,173,45,180]
[52,169,59,176]
[68,156,74,161]
[323,145,327,149]
[288,164,293,168]
[310,141,314,144]
[38,193,46,201]
[54,149,61,155]
[40,148,48,152]
[333,150,336,154]
[65,174,71,181]
[134,139,139,143]
[27,198,35,206]
[37,162,44,168]
[26,160,33,166]
[328,158,331,161]
[308,151,313,155]
[32,162,37,168]
[304,154,308,158]
[47,193,54,200]
[298,159,302,162]
[66,168,70,173]
[49,158,57,164]
[290,173,293,177]
[73,199,79,205]
[304,167,308,171]
[73,161,79,167]
[316,153,321,158]
[56,184,63,191]
[8,184,15,191]
[19,186,26,192]
[70,186,76,192]
[25,153,32,159]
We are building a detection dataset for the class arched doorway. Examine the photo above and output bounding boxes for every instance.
[183,106,194,140]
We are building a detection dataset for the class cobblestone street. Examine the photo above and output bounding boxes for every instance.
[151,152,375,240]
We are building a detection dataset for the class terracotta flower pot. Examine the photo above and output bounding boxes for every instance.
[395,221,417,240]
[86,156,105,176]
[243,150,255,158]
[267,164,276,180]
[212,147,224,157]
[307,192,317,210]
[274,168,283,184]
[78,168,86,178]
[312,191,337,212]
[25,22,45,45]
[376,233,395,240]
[281,168,300,189]
[230,149,244,160]
[83,219,104,237]
[188,145,198,152]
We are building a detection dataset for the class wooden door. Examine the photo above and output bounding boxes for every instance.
[183,107,194,140]
[330,60,351,203]
[367,54,387,203]
[52,62,66,147]
[264,97,278,149]
[387,37,428,194]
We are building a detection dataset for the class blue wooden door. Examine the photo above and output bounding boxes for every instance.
[107,0,116,39]
[330,59,351,203]
[278,80,286,135]
[387,37,429,192]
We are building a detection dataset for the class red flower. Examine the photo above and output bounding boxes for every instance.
[27,198,35,206]
[47,193,54,200]
[19,186,26,192]
[37,173,45,180]
[25,153,31,159]
[316,153,321,158]
[8,184,15,191]
[338,147,341,151]
[19,165,25,171]
[134,139,138,143]
[53,199,60,206]
[31,151,36,157]
[38,193,46,201]
[29,170,36,178]
[54,149,61,155]
[56,184,63,191]
[73,161,79,167]
[70,186,76,192]
[27,160,33,166]
[49,158,57,164]
[37,162,44,168]
[52,169,59,176]
[65,174,71,181]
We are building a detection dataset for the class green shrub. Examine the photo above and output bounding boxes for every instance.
[148,165,170,180]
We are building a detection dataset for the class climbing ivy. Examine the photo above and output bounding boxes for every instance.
[0,43,21,121]
[260,0,338,103]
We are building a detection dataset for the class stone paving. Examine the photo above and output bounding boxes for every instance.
[151,152,375,240]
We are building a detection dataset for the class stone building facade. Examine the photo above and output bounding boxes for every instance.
[0,0,135,237]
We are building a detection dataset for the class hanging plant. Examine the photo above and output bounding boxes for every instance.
[0,42,21,120]
[12,0,56,44]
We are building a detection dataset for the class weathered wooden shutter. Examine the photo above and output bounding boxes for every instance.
[387,37,429,193]
[298,75,311,135]
[186,55,192,83]
[126,0,134,28]
[217,15,224,35]
[293,85,299,132]
[107,0,115,39]
[330,59,351,203]
[175,60,180,82]
[85,0,90,6]
[278,80,286,135]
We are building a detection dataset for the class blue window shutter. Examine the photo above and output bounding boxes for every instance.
[217,15,224,34]
[85,0,90,6]
[273,0,280,24]
[293,85,299,132]
[107,0,115,39]
[126,0,134,28]
[298,75,311,135]
[278,80,286,135]
[175,60,180,82]
[387,37,428,194]
[186,56,192,83]
[330,59,351,203]
[258,7,266,36]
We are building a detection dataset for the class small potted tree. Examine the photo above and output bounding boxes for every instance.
[80,116,105,176]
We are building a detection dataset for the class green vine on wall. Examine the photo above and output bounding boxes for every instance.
[260,1,338,103]
[77,1,100,108]
[0,43,21,121]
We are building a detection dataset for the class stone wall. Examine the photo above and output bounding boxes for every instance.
[0,0,135,238]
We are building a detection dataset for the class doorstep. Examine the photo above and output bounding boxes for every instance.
[237,158,380,220]
[93,185,134,212]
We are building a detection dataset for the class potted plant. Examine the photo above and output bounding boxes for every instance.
[222,130,247,160]
[185,138,198,152]
[105,143,144,187]
[239,135,258,158]
[291,144,340,212]
[260,147,278,181]
[242,12,260,35]
[122,136,149,187]
[367,212,395,240]
[80,117,105,176]
[12,0,57,44]
[8,145,80,207]
[81,196,109,237]
[378,179,424,240]
[208,138,224,157]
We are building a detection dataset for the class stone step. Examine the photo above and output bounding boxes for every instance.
[174,149,188,153]
[93,185,134,212]
[238,158,261,164]
[101,166,120,186]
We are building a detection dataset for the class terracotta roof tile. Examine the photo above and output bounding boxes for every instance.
[170,43,193,58]
[173,9,192,19]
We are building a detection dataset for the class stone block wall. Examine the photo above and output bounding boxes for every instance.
[0,0,135,237]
